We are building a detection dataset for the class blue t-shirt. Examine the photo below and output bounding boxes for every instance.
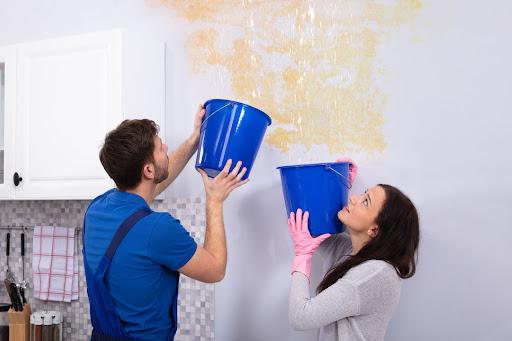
[84,189,197,340]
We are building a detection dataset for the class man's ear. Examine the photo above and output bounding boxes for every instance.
[142,163,155,180]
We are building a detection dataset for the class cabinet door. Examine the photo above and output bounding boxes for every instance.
[123,36,166,138]
[122,36,167,200]
[14,30,122,199]
[0,46,16,199]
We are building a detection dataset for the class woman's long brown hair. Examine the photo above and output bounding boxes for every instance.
[317,184,420,293]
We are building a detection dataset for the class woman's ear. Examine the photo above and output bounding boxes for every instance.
[367,224,379,238]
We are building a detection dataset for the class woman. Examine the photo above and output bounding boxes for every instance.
[287,162,419,341]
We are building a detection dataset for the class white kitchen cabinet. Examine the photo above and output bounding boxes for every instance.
[0,46,16,199]
[0,29,165,200]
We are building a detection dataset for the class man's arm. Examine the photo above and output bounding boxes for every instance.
[154,105,205,197]
[179,159,249,283]
[178,199,226,282]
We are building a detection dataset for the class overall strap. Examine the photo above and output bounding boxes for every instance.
[104,207,151,260]
[95,207,152,277]
[83,204,152,341]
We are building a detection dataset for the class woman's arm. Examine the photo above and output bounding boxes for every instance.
[287,209,358,329]
[289,272,360,330]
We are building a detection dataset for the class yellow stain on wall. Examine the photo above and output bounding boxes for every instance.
[161,0,421,155]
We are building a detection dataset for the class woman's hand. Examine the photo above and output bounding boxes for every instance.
[288,209,331,278]
[335,156,358,188]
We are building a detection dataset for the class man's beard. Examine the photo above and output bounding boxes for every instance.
[154,159,169,184]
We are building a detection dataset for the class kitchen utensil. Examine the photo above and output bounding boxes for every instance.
[5,233,15,283]
[20,232,28,304]
[4,279,22,311]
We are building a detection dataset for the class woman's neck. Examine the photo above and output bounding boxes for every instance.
[348,230,370,255]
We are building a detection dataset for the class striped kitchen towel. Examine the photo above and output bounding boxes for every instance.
[32,226,79,302]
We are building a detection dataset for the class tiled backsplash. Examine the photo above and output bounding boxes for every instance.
[0,197,214,341]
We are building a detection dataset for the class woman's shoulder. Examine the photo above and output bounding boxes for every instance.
[322,232,352,251]
[340,260,402,314]
[317,232,352,262]
[343,260,401,287]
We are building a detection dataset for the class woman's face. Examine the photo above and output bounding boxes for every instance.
[338,185,386,237]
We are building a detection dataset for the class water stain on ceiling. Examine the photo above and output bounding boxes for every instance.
[160,0,422,155]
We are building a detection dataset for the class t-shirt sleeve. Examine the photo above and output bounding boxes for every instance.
[147,213,198,271]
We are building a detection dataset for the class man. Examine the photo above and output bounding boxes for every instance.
[83,105,248,340]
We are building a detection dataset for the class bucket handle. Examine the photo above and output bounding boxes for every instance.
[325,164,352,189]
[200,102,234,129]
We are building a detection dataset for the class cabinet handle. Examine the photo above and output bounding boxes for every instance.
[13,172,23,186]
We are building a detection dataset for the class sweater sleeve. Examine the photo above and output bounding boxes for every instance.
[288,272,360,330]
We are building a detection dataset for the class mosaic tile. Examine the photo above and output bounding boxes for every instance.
[0,197,213,341]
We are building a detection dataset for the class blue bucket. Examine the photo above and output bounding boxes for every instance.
[277,162,352,237]
[196,99,272,180]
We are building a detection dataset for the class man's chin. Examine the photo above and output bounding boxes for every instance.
[155,171,169,185]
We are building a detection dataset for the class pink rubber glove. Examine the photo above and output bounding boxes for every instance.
[335,157,358,188]
[288,209,331,278]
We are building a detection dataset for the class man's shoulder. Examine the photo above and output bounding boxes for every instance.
[86,188,117,211]
[146,212,194,250]
[149,211,179,223]
[146,211,183,234]
[94,188,117,201]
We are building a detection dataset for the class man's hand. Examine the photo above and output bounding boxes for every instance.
[197,159,249,204]
[187,104,206,148]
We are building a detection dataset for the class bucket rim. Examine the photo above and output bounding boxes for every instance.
[204,98,272,126]
[277,161,351,170]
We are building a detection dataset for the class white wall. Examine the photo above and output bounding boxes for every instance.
[0,63,4,149]
[1,1,511,340]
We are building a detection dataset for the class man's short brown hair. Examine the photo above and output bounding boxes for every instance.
[99,119,159,191]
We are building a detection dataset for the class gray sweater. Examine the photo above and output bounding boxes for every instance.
[289,233,402,341]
